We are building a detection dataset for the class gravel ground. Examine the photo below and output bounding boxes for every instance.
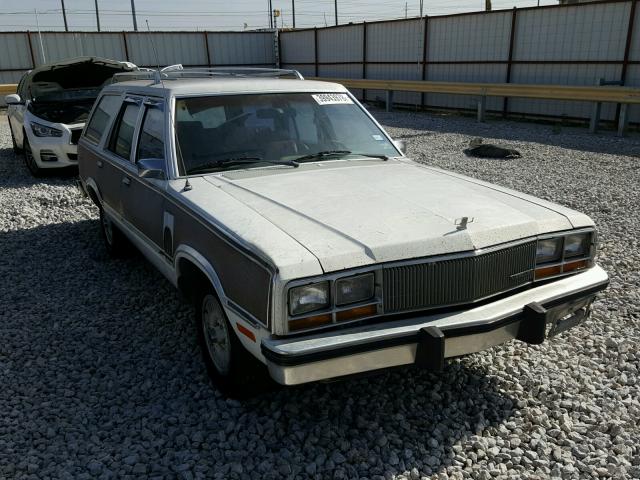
[1,110,639,480]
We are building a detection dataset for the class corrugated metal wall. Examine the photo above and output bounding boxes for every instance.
[279,29,315,76]
[364,19,424,105]
[279,0,639,123]
[0,30,276,82]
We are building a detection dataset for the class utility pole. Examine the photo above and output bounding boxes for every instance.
[419,0,424,17]
[334,0,338,25]
[268,0,273,28]
[95,0,100,32]
[292,0,296,28]
[130,0,138,31]
[405,2,408,18]
[60,0,69,31]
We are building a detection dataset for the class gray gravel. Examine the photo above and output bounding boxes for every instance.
[1,110,639,480]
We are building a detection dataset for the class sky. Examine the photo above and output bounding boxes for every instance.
[0,0,559,31]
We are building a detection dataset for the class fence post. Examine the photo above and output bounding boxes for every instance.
[362,21,367,102]
[618,104,629,136]
[314,27,318,77]
[477,95,487,122]
[386,90,394,112]
[421,15,428,108]
[589,78,604,133]
[617,0,637,125]
[503,7,517,117]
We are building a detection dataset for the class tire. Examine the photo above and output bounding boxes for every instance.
[23,134,42,177]
[99,206,130,257]
[8,121,22,155]
[195,287,274,398]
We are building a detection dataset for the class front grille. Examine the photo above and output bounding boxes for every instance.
[383,241,536,314]
[70,129,82,145]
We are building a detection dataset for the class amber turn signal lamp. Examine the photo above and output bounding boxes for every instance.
[563,259,587,273]
[336,304,378,322]
[534,264,562,280]
[236,323,256,342]
[288,313,332,331]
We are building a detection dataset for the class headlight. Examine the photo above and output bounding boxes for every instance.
[31,122,63,137]
[564,233,589,258]
[336,273,375,305]
[289,281,330,316]
[536,238,563,264]
[535,231,595,281]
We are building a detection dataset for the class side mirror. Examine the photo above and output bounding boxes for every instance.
[137,158,166,180]
[5,94,23,105]
[394,139,407,155]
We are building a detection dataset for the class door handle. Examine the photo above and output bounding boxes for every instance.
[97,160,103,168]
[122,176,131,186]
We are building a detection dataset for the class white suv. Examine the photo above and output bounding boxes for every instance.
[5,57,136,176]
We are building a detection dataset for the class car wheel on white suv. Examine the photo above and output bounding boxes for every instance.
[22,134,42,177]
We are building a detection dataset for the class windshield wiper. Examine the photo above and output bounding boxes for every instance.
[293,150,389,162]
[188,157,299,175]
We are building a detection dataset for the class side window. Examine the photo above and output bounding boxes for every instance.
[137,105,165,161]
[108,101,141,160]
[84,95,121,144]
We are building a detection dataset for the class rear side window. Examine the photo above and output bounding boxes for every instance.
[108,101,141,160]
[85,95,121,144]
[137,105,165,161]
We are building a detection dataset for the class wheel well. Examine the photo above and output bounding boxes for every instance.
[177,258,212,304]
[85,185,100,207]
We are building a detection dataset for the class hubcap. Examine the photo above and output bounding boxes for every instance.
[101,211,114,245]
[202,294,231,375]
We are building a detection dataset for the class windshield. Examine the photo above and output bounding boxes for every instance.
[175,92,398,175]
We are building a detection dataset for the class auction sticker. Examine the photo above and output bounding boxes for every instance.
[312,93,354,105]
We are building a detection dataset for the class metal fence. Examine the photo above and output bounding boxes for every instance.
[0,30,277,85]
[280,0,639,123]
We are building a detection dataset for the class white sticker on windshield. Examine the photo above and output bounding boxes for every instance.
[312,93,354,105]
[372,134,384,141]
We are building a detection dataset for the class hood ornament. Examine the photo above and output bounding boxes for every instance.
[455,216,474,230]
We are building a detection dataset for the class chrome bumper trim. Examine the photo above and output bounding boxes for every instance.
[262,265,608,385]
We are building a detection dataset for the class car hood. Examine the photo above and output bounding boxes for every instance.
[204,160,593,273]
[23,56,137,102]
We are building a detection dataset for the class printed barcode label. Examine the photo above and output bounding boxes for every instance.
[312,93,353,105]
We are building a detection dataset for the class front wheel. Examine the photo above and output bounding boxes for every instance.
[23,135,42,177]
[196,289,273,398]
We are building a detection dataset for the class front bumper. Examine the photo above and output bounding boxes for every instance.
[261,265,609,385]
[25,120,82,168]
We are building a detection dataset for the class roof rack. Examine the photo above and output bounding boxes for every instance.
[113,65,304,83]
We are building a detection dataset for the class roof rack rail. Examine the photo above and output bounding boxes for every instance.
[113,66,304,83]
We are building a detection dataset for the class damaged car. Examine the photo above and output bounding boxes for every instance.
[77,68,609,397]
[5,56,137,176]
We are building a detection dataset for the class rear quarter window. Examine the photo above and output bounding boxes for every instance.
[84,95,121,144]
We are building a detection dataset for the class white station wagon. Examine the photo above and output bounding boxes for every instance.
[78,67,609,395]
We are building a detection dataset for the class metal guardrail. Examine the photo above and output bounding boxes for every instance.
[310,77,640,136]
[0,84,16,96]
[2,78,638,134]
